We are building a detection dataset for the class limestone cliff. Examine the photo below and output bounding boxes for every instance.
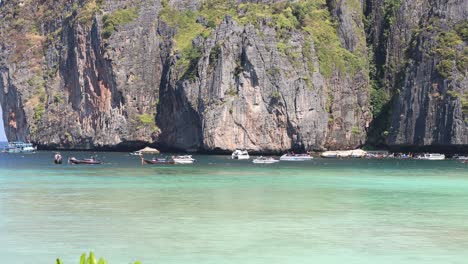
[0,0,465,152]
[365,0,467,150]
[386,0,467,147]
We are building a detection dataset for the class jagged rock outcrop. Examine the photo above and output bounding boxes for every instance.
[0,0,465,152]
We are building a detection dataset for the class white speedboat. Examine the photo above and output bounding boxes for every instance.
[173,155,196,164]
[4,141,37,153]
[417,153,445,160]
[129,151,141,156]
[280,153,313,161]
[231,149,250,160]
[252,156,279,164]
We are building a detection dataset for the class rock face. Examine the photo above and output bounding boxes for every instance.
[0,0,465,152]
[384,0,468,147]
[365,0,467,150]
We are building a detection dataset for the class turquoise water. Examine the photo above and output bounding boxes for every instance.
[0,151,467,264]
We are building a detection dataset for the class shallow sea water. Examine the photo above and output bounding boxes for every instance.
[0,151,467,264]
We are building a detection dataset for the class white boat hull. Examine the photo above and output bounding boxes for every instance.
[174,160,195,164]
[280,155,313,161]
[418,154,445,160]
[173,155,196,164]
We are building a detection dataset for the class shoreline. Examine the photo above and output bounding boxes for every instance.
[2,141,467,155]
[39,144,468,156]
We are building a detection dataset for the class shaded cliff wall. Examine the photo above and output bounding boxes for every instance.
[387,0,467,147]
[365,0,467,149]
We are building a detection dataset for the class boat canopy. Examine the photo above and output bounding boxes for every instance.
[138,146,160,154]
[321,149,367,158]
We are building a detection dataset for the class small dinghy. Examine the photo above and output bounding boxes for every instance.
[252,156,279,164]
[69,157,102,165]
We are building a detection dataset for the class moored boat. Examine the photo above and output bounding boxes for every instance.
[416,153,445,160]
[69,157,102,165]
[252,156,279,164]
[454,155,468,160]
[141,156,175,165]
[231,149,250,160]
[4,141,37,153]
[173,155,195,164]
[280,153,313,161]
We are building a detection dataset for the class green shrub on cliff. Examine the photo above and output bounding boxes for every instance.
[75,0,103,26]
[455,21,468,42]
[102,7,139,39]
[370,86,389,117]
[136,113,158,131]
[55,252,141,264]
[34,103,46,122]
[31,81,47,122]
[463,98,468,116]
[159,8,205,54]
[437,60,455,79]
[432,21,467,78]
[382,0,402,39]
[446,91,468,116]
[159,0,365,81]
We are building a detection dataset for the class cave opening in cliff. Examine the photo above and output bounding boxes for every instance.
[0,105,6,142]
